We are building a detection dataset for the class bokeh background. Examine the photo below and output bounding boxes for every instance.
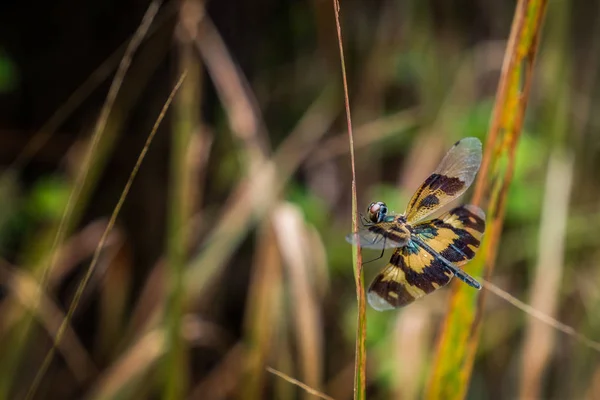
[0,0,598,399]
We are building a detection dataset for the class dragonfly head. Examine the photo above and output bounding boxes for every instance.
[367,201,388,224]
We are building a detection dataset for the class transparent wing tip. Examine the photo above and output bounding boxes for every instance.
[367,291,395,311]
[456,137,482,149]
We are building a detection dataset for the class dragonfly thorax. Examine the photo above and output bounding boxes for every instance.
[390,221,411,246]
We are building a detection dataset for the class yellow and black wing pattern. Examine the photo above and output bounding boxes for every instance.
[368,205,485,310]
[404,137,482,224]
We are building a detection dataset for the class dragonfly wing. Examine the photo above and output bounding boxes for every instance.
[345,221,409,249]
[367,242,454,310]
[367,204,485,310]
[412,204,486,266]
[405,137,482,224]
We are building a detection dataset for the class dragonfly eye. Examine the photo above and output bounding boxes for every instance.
[367,201,388,223]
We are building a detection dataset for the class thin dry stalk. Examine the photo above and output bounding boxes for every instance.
[180,19,337,318]
[331,1,366,399]
[97,238,132,360]
[38,0,163,289]
[0,263,97,382]
[267,367,336,400]
[483,280,600,353]
[25,70,185,400]
[6,2,179,172]
[100,65,335,400]
[101,92,334,391]
[9,4,164,395]
[46,220,119,288]
[3,8,164,395]
[0,221,120,337]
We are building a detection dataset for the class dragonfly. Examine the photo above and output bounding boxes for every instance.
[346,137,486,310]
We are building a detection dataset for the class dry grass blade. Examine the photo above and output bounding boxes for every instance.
[163,3,203,396]
[483,280,600,353]
[393,304,433,400]
[179,12,338,311]
[0,263,97,383]
[0,221,120,337]
[6,2,178,173]
[267,367,336,400]
[89,316,230,400]
[426,1,549,398]
[25,71,186,400]
[37,0,163,289]
[184,86,337,301]
[331,1,366,399]
[308,109,417,166]
[520,150,574,398]
[86,329,165,400]
[23,1,164,395]
[241,219,283,399]
[189,11,270,169]
[273,204,323,396]
[3,11,166,391]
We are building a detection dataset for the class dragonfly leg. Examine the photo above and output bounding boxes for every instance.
[362,237,386,266]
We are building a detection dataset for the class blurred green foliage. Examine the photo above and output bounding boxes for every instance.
[0,49,17,93]
[26,176,70,222]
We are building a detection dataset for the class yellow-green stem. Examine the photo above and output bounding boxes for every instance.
[425,0,548,398]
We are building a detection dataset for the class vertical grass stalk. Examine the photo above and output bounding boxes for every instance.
[425,0,548,398]
[164,5,202,397]
[331,1,366,399]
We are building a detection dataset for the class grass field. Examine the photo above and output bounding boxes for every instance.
[2,0,600,399]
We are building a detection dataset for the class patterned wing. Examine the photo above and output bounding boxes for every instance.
[404,137,482,224]
[412,204,486,266]
[367,242,453,310]
[345,218,409,250]
[367,205,485,310]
